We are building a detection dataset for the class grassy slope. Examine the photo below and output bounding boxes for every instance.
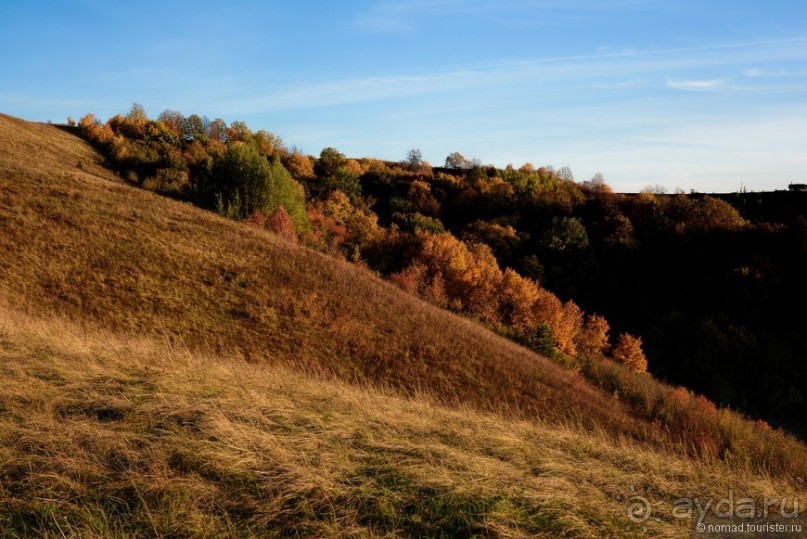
[0,113,639,434]
[0,114,804,536]
[0,308,798,538]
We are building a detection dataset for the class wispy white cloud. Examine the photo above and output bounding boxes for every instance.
[354,0,673,33]
[744,67,807,78]
[224,69,499,114]
[599,109,807,192]
[476,103,807,193]
[204,36,807,115]
[745,68,783,78]
[595,46,639,56]
[354,0,465,33]
[167,31,807,191]
[0,93,92,109]
[592,79,648,89]
[665,77,731,92]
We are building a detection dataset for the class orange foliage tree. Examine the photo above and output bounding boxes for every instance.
[409,232,501,320]
[283,151,316,182]
[392,231,594,359]
[575,314,611,361]
[306,191,379,260]
[497,269,540,333]
[611,333,648,372]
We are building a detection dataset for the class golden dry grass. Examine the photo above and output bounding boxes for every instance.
[0,306,802,537]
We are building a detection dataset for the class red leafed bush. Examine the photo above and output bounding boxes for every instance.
[266,206,297,243]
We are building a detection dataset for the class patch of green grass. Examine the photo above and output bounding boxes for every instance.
[349,465,575,538]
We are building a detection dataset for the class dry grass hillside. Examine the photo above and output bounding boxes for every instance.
[0,113,642,436]
[0,307,802,538]
[0,114,805,536]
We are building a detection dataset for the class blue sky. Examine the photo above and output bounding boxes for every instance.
[1,1,806,192]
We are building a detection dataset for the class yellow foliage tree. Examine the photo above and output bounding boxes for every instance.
[575,313,611,361]
[397,232,503,323]
[283,151,316,182]
[497,269,540,333]
[556,301,584,357]
[306,191,379,260]
[612,332,648,373]
[78,114,115,145]
[519,287,584,358]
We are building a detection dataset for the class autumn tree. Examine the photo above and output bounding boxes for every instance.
[556,301,584,357]
[690,196,747,232]
[461,221,520,262]
[556,166,574,181]
[407,180,441,216]
[463,241,503,322]
[123,103,148,138]
[254,130,285,157]
[206,118,227,143]
[444,151,474,170]
[580,173,613,195]
[575,314,610,361]
[306,190,379,260]
[157,109,185,137]
[612,333,648,372]
[497,269,540,333]
[283,151,316,182]
[393,232,502,321]
[78,113,115,145]
[226,121,253,143]
[312,147,361,200]
[182,114,206,141]
[529,288,574,356]
[391,261,448,307]
[405,148,423,170]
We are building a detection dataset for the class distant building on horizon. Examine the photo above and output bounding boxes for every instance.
[787,183,807,192]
